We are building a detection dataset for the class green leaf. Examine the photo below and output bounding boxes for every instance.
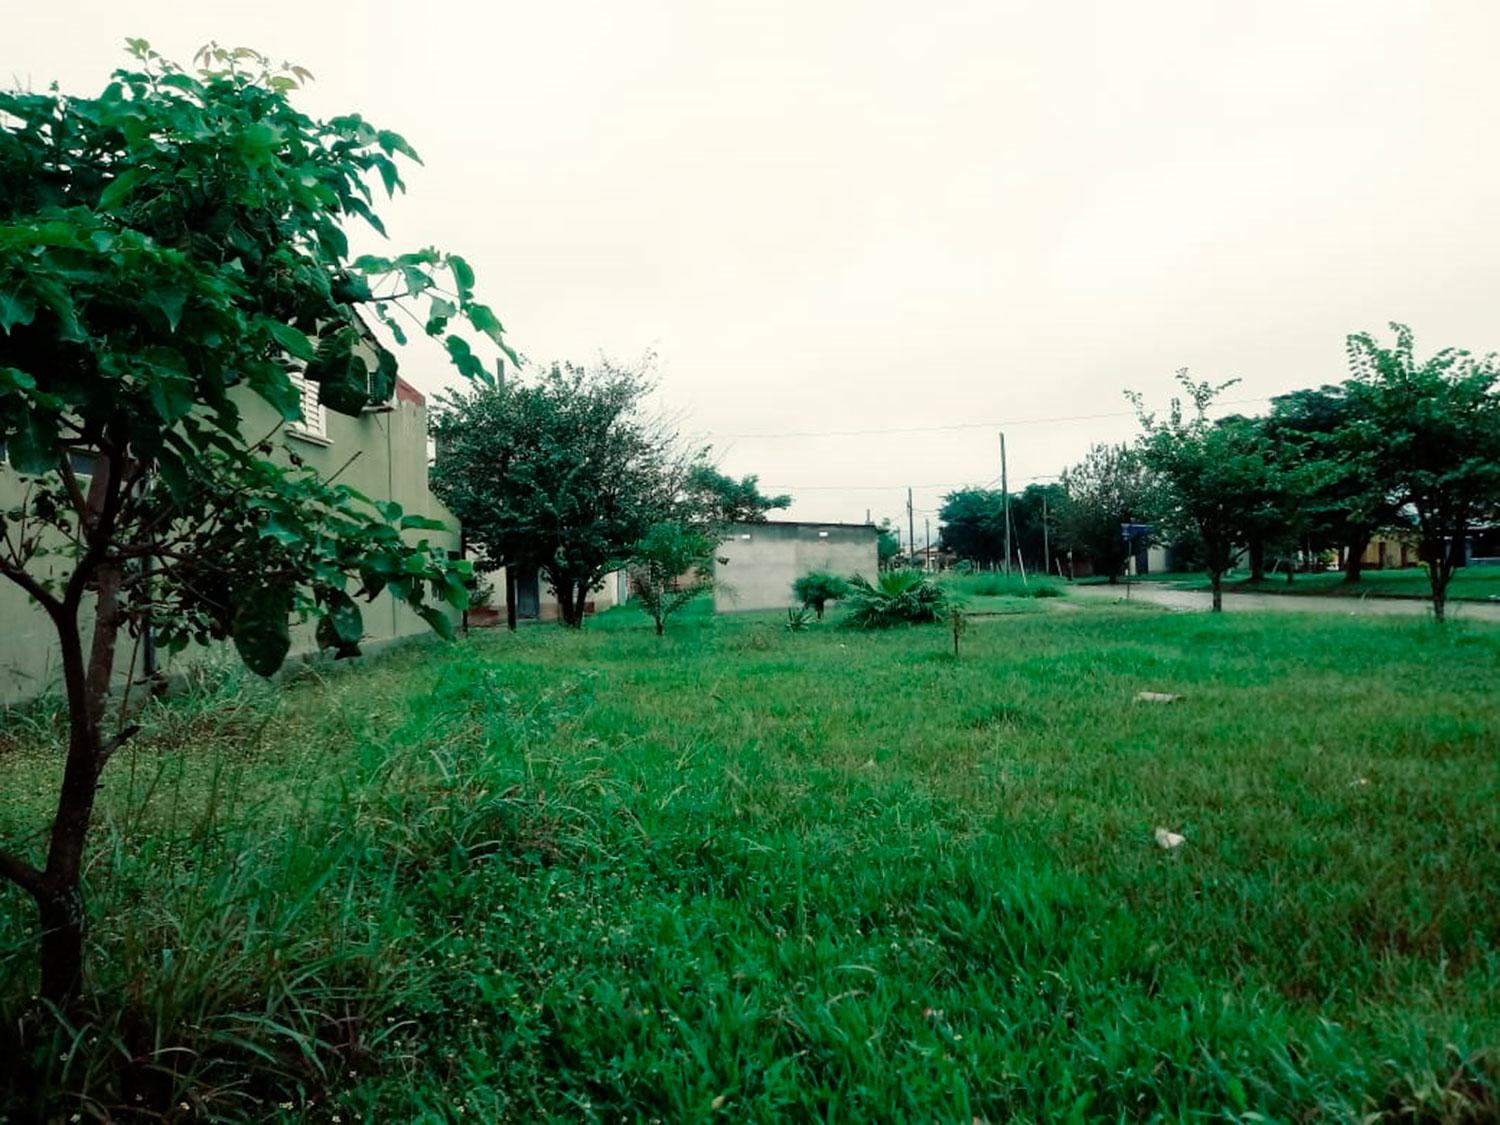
[399,513,447,531]
[417,604,455,640]
[324,588,364,644]
[242,359,301,421]
[440,571,469,610]
[147,372,194,423]
[448,255,475,298]
[305,327,371,416]
[444,335,485,381]
[260,515,303,546]
[155,286,187,332]
[376,129,422,164]
[98,166,147,211]
[0,367,37,393]
[232,584,292,677]
[268,321,317,361]
[6,410,58,474]
[376,499,403,523]
[0,292,36,334]
[425,296,456,335]
[466,302,505,345]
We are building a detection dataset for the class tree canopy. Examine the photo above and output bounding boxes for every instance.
[1056,444,1157,582]
[682,465,790,527]
[431,359,677,627]
[1342,323,1500,620]
[0,42,506,1003]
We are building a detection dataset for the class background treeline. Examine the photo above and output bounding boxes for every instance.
[939,324,1500,618]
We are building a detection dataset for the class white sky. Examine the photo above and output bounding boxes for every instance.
[11,1,1500,535]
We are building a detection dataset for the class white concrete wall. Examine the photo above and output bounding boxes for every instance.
[713,522,878,613]
[0,387,457,706]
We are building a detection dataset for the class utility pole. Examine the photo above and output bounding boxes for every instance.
[925,517,931,572]
[1042,490,1051,578]
[907,487,915,569]
[999,433,1011,575]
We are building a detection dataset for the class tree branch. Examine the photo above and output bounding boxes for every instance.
[0,846,46,899]
[0,553,64,618]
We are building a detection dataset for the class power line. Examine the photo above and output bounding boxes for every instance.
[763,473,1058,493]
[698,397,1270,441]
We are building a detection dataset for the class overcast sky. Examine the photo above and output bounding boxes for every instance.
[12,1,1499,535]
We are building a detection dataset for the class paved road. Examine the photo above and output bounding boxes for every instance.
[1067,583,1500,623]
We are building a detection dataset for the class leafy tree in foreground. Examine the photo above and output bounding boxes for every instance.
[630,520,714,635]
[1057,444,1157,582]
[1343,323,1500,621]
[792,570,849,620]
[431,359,675,628]
[0,43,509,1004]
[1131,374,1286,612]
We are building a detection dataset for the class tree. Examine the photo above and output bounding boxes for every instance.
[1343,323,1500,622]
[1230,413,1322,585]
[1009,483,1067,575]
[875,518,900,568]
[683,465,790,526]
[431,359,676,628]
[0,43,504,1004]
[1057,445,1157,582]
[629,520,713,635]
[938,488,1005,566]
[1265,385,1405,583]
[792,571,849,620]
[1132,374,1288,611]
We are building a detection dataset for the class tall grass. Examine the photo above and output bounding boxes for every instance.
[2,606,1498,1120]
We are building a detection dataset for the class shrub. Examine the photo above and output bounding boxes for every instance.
[945,572,1064,599]
[785,606,814,631]
[842,570,948,628]
[792,572,851,620]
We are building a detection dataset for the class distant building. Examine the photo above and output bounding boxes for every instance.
[713,521,878,613]
[488,566,629,623]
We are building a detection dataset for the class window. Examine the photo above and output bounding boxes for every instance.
[288,372,327,441]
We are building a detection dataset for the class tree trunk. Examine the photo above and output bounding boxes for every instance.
[1248,539,1265,582]
[37,885,87,1006]
[505,569,517,631]
[1210,571,1223,613]
[1343,530,1371,583]
[35,562,125,1006]
[654,617,664,637]
[572,583,588,629]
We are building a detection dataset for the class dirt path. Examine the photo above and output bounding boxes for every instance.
[1067,583,1500,623]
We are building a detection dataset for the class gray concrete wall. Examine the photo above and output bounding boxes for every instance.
[713,522,878,613]
[0,382,458,706]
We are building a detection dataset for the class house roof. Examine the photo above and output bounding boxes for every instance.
[395,377,425,408]
[727,520,878,532]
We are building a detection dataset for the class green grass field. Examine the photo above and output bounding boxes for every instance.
[1090,567,1500,602]
[3,601,1498,1121]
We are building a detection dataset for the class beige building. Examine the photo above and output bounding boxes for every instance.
[713,521,879,613]
[483,565,628,624]
[0,367,459,706]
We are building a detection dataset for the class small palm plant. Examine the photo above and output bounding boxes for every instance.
[842,569,949,628]
[792,571,850,620]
